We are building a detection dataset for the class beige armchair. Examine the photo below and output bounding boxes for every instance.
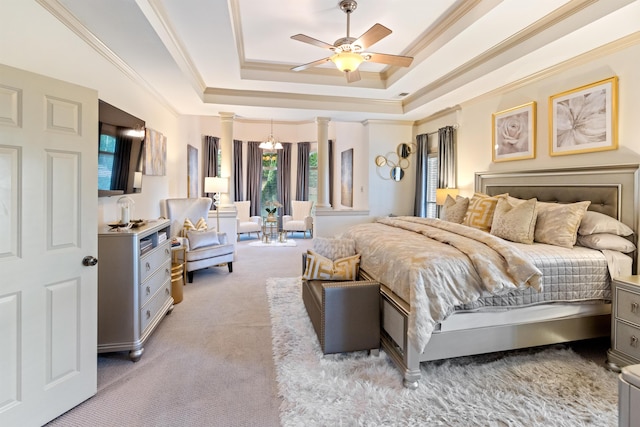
[234,200,262,241]
[163,198,234,283]
[282,200,314,238]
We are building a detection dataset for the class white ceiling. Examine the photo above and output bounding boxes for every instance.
[45,0,639,122]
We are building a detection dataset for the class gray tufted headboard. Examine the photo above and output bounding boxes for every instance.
[475,164,639,239]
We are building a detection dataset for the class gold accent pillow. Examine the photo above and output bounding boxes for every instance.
[490,197,538,244]
[302,250,360,281]
[534,201,590,248]
[462,193,505,232]
[183,217,208,236]
[441,195,469,224]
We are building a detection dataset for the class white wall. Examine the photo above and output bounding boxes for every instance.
[416,39,640,197]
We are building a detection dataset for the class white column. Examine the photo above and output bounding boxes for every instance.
[316,117,331,209]
[219,112,234,205]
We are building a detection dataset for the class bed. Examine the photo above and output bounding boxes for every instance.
[344,165,639,388]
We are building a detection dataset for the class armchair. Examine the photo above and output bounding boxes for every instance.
[234,200,262,241]
[163,198,234,283]
[282,200,314,238]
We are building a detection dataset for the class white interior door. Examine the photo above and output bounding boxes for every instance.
[0,64,98,426]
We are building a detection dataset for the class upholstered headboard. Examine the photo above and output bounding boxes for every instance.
[475,164,639,238]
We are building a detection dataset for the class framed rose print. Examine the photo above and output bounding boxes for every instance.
[549,76,618,156]
[492,101,536,162]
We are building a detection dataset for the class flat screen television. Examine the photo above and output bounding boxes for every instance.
[98,100,145,197]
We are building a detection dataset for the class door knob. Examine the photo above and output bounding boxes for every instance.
[82,256,98,266]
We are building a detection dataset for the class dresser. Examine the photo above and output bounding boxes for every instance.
[98,219,173,361]
[607,276,640,371]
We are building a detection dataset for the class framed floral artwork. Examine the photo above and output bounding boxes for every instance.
[492,101,536,162]
[549,76,618,156]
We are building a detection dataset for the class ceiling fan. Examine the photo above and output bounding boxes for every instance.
[290,0,414,83]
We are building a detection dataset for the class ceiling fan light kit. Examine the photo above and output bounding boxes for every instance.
[290,0,413,83]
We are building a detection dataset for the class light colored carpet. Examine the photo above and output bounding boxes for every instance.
[267,276,619,427]
[249,241,297,247]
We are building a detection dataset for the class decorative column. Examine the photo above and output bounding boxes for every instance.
[316,117,331,209]
[219,112,235,205]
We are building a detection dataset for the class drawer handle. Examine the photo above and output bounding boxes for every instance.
[631,335,638,348]
[165,248,170,255]
[632,302,639,314]
[165,288,170,295]
[146,286,151,296]
[166,268,170,276]
[145,262,151,272]
[146,309,151,320]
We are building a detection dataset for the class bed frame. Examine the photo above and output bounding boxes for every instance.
[369,164,640,389]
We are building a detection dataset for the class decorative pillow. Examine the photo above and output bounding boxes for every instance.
[490,197,538,244]
[312,237,356,261]
[577,233,636,253]
[441,195,469,224]
[187,229,220,250]
[462,193,505,232]
[578,211,633,237]
[302,250,360,281]
[534,201,590,248]
[183,217,208,234]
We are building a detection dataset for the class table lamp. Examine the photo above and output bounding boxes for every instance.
[204,177,229,231]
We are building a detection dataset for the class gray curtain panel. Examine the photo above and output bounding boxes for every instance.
[438,126,456,189]
[413,133,429,217]
[203,135,219,199]
[247,141,262,217]
[277,142,292,216]
[328,139,333,207]
[296,141,310,201]
[233,139,243,201]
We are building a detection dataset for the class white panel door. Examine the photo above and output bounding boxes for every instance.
[0,64,98,426]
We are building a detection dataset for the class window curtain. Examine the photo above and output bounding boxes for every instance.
[413,133,429,217]
[246,142,262,217]
[202,135,219,201]
[277,143,292,216]
[296,141,310,201]
[328,139,334,206]
[233,139,243,201]
[438,126,456,189]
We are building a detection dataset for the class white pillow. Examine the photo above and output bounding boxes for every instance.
[187,229,220,250]
[578,211,633,236]
[577,233,636,253]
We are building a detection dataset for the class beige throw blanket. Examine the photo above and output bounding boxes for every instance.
[343,216,542,353]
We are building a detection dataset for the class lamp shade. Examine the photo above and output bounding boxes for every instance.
[331,52,364,72]
[204,177,229,194]
[436,188,459,206]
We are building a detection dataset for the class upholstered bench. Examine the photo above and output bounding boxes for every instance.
[302,278,380,354]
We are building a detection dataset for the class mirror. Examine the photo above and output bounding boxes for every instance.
[398,143,411,158]
[391,167,404,181]
[375,155,387,167]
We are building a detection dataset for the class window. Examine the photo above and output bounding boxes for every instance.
[308,149,318,204]
[426,154,438,218]
[261,151,278,211]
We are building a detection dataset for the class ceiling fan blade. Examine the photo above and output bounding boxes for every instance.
[291,34,335,50]
[345,69,361,83]
[353,24,391,50]
[364,52,413,67]
[291,57,331,72]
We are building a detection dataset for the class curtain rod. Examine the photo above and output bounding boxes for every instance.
[426,123,460,136]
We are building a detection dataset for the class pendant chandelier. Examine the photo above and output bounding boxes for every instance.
[259,119,283,150]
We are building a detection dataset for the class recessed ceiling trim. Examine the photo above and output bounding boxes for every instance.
[403,0,632,114]
[36,0,178,116]
[203,87,404,114]
[136,0,207,94]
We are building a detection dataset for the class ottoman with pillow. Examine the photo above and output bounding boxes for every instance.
[301,237,380,355]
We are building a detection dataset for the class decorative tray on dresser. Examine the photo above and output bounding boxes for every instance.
[97,219,173,361]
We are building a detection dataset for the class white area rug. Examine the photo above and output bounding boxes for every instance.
[266,277,619,427]
[248,241,297,247]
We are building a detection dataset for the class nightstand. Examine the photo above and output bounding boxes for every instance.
[607,276,640,372]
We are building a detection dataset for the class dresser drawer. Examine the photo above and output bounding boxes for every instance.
[614,320,640,361]
[140,281,172,333]
[617,289,640,326]
[140,241,171,283]
[140,260,171,308]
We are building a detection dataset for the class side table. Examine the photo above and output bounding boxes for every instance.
[262,216,279,243]
[607,275,640,371]
[171,243,187,304]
